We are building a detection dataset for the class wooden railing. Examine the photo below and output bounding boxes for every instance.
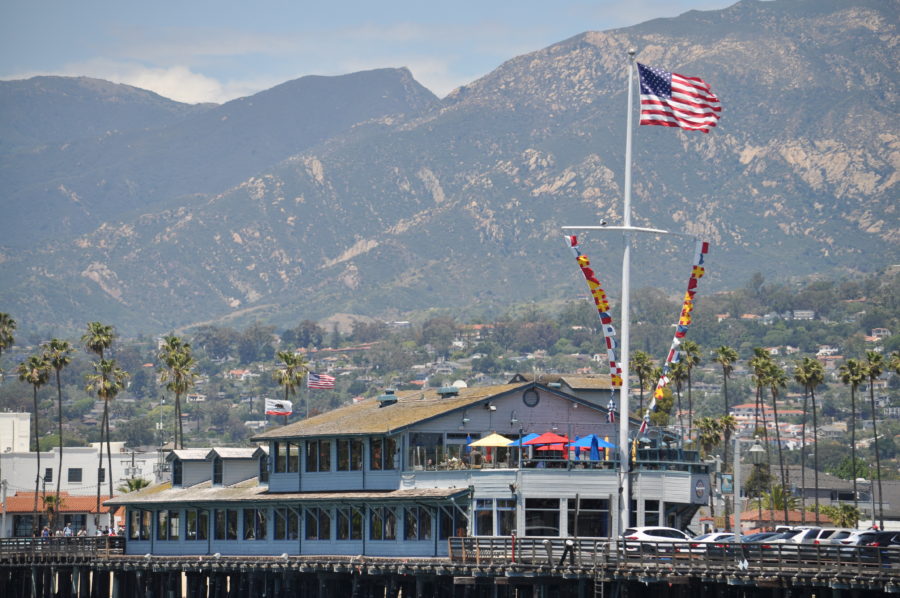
[0,537,125,558]
[447,536,900,575]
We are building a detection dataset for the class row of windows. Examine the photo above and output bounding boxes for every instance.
[129,505,462,543]
[38,468,103,483]
[272,438,396,474]
[172,458,268,486]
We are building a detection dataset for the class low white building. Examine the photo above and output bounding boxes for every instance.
[0,412,32,452]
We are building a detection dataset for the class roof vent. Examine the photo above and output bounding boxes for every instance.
[377,389,398,408]
[437,386,460,398]
[548,382,562,388]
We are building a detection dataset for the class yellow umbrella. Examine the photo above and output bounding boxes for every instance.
[468,432,513,447]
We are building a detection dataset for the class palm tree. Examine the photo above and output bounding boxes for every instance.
[158,336,197,449]
[117,478,152,493]
[0,312,15,374]
[794,357,825,524]
[793,359,811,523]
[863,350,884,529]
[713,346,739,464]
[668,361,688,445]
[749,348,775,528]
[696,417,723,458]
[273,350,309,422]
[839,358,865,513]
[81,322,115,525]
[630,350,654,415]
[765,361,789,526]
[718,414,738,532]
[681,340,702,444]
[749,485,799,515]
[17,354,49,536]
[85,358,128,524]
[42,339,75,513]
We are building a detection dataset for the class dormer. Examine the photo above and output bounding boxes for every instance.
[167,449,212,487]
[205,447,268,486]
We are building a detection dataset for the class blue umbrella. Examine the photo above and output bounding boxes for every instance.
[572,434,616,449]
[507,433,540,446]
[573,435,582,460]
[465,433,472,454]
[589,436,601,461]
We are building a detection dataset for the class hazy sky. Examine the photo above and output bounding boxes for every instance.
[1,0,738,104]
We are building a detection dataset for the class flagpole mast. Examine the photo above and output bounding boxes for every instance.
[617,48,637,538]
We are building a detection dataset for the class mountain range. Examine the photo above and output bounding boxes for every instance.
[1,0,897,335]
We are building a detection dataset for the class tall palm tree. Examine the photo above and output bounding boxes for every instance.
[713,346,739,466]
[17,354,49,536]
[158,336,197,449]
[749,348,775,528]
[795,357,824,524]
[696,417,723,458]
[42,339,75,512]
[85,358,128,524]
[668,361,688,445]
[0,312,15,374]
[81,322,115,524]
[765,361,789,526]
[839,358,865,513]
[630,350,654,415]
[681,340,702,445]
[718,414,738,532]
[273,350,309,422]
[793,359,811,523]
[864,350,884,529]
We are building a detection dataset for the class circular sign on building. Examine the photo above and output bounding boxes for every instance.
[695,479,707,499]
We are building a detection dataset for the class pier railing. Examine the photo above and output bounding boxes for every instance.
[447,536,900,575]
[0,537,125,558]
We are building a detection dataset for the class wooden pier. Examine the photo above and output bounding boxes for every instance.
[1,537,898,597]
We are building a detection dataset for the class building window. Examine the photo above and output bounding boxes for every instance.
[274,442,300,473]
[212,457,223,485]
[524,498,560,537]
[306,440,331,472]
[305,507,332,540]
[259,456,269,483]
[567,498,609,537]
[185,510,208,541]
[497,499,516,536]
[156,510,180,540]
[475,499,494,536]
[404,506,432,541]
[336,507,363,540]
[141,510,152,540]
[643,500,660,527]
[243,509,267,540]
[44,468,52,483]
[172,459,183,485]
[214,509,238,540]
[369,506,397,540]
[274,508,299,541]
[337,439,363,471]
[369,437,397,471]
[67,468,82,483]
[438,506,467,540]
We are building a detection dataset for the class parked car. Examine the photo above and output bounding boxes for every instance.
[855,531,900,563]
[621,527,691,553]
[684,532,735,554]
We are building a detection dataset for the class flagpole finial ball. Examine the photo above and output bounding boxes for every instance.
[628,48,636,57]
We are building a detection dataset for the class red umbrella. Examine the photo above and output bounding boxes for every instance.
[523,432,569,445]
[536,443,567,451]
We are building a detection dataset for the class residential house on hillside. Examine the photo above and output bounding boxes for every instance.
[108,381,710,557]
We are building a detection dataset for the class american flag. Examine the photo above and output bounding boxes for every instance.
[637,63,721,133]
[307,372,336,389]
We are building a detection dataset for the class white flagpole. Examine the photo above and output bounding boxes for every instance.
[617,48,637,537]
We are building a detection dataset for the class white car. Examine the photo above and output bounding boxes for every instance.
[622,526,691,553]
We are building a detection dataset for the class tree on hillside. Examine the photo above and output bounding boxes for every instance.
[17,353,49,536]
[42,339,75,515]
[794,356,824,523]
[0,312,15,373]
[864,350,885,529]
[839,358,865,513]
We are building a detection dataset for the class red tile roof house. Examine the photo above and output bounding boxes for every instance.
[2,491,121,537]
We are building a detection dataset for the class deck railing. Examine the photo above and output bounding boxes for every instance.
[0,537,125,558]
[447,536,900,575]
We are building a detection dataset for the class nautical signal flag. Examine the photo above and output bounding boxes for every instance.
[637,63,721,133]
[265,398,292,416]
[307,372,336,389]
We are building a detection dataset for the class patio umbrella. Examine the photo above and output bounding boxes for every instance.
[523,432,569,446]
[465,434,472,454]
[536,443,567,451]
[468,433,513,447]
[589,436,601,461]
[571,434,616,449]
[507,433,541,446]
